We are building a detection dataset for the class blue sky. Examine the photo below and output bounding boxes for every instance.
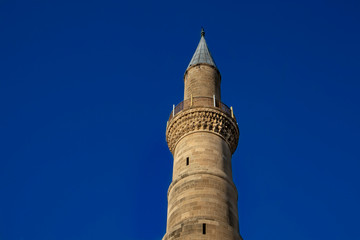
[1,0,360,239]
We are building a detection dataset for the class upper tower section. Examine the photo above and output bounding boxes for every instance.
[167,29,239,155]
[184,28,221,101]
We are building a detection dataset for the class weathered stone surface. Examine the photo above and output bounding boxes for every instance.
[163,131,242,240]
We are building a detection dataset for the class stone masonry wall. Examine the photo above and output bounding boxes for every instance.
[184,64,221,101]
[172,132,233,181]
[162,132,242,240]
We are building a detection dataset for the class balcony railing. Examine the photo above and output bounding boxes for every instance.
[168,96,234,122]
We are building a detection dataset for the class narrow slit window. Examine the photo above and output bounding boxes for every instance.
[186,157,189,166]
[203,223,206,234]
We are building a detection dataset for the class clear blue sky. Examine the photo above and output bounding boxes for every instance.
[1,0,360,239]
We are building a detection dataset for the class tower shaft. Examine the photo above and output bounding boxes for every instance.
[184,64,221,100]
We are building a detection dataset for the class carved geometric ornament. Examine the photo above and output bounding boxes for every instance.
[166,108,239,154]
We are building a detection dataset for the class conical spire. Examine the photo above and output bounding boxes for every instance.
[187,28,217,70]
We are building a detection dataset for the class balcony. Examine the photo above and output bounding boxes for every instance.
[168,96,234,122]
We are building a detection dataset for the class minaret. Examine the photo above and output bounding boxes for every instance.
[163,29,242,240]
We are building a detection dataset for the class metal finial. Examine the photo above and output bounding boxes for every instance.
[201,27,205,37]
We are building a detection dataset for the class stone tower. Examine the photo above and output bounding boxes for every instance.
[163,29,242,240]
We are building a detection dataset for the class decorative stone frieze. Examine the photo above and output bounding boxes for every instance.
[166,107,239,154]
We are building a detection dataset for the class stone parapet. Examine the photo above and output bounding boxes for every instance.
[166,108,239,154]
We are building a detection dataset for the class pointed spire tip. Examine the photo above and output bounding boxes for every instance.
[201,27,205,37]
[187,27,217,70]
